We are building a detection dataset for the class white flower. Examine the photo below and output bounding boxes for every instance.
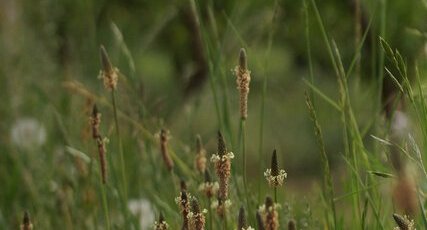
[391,111,410,137]
[210,152,234,163]
[264,169,287,187]
[128,199,155,229]
[198,181,219,197]
[240,227,255,230]
[211,200,219,209]
[10,118,46,150]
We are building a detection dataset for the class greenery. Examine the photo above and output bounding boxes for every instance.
[1,0,427,229]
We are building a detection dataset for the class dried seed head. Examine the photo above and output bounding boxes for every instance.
[189,198,206,230]
[159,212,165,223]
[238,206,247,230]
[176,189,191,230]
[199,172,219,198]
[97,137,108,184]
[256,211,265,230]
[154,212,169,230]
[160,129,174,171]
[217,131,227,156]
[181,179,187,191]
[287,219,296,230]
[393,175,417,216]
[211,131,233,201]
[20,211,33,230]
[260,196,279,230]
[196,135,203,154]
[234,48,251,120]
[100,45,113,73]
[89,105,108,184]
[271,149,279,176]
[211,197,232,219]
[90,104,101,139]
[393,213,415,230]
[195,135,207,174]
[191,199,201,213]
[265,196,274,209]
[239,48,247,70]
[264,149,287,187]
[204,170,211,183]
[99,45,119,90]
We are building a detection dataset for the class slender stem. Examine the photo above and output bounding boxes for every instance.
[111,90,130,228]
[241,120,252,222]
[171,170,178,194]
[111,90,128,200]
[274,187,277,204]
[100,179,111,230]
[208,197,213,230]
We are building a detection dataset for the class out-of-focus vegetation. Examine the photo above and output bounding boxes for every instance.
[2,0,427,229]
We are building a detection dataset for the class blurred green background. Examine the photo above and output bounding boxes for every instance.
[1,0,427,229]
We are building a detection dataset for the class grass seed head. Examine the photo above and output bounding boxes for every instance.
[393,175,418,216]
[234,48,251,120]
[90,104,101,139]
[160,129,174,171]
[20,211,33,230]
[99,45,119,91]
[392,213,415,230]
[264,149,287,187]
[217,131,227,157]
[238,206,248,230]
[154,212,169,230]
[256,211,265,230]
[194,135,207,174]
[189,199,206,230]
[287,219,296,230]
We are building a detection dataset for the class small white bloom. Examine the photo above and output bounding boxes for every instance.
[224,199,232,208]
[391,111,410,137]
[210,152,234,163]
[128,198,155,229]
[264,168,287,186]
[211,200,219,209]
[10,118,46,150]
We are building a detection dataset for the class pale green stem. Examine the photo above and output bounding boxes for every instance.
[111,90,128,200]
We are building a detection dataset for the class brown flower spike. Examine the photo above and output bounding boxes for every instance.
[256,211,265,230]
[154,213,169,230]
[392,213,415,230]
[194,135,207,174]
[160,129,174,171]
[237,206,254,230]
[210,131,234,201]
[20,211,33,230]
[188,199,206,230]
[90,104,107,184]
[234,48,251,120]
[264,149,287,187]
[99,45,119,91]
[259,196,279,230]
[198,170,219,199]
[176,181,191,230]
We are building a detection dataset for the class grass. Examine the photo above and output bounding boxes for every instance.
[2,0,427,229]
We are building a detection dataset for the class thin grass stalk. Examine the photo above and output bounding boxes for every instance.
[258,0,280,204]
[111,90,128,200]
[305,93,336,228]
[110,90,131,229]
[354,0,362,87]
[208,197,213,230]
[241,119,252,220]
[274,187,277,204]
[99,179,111,230]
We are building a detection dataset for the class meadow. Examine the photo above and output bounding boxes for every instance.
[1,0,427,229]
